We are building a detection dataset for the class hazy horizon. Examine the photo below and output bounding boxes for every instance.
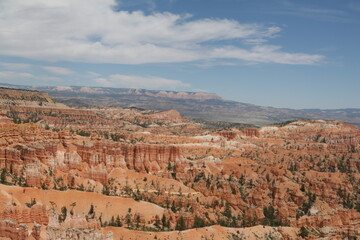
[2,81,360,112]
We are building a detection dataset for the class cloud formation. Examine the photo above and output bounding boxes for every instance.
[0,62,32,70]
[95,74,190,89]
[0,71,35,79]
[41,66,74,75]
[0,71,62,83]
[0,0,323,65]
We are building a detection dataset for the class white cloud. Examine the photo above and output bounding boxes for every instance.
[87,71,101,78]
[0,71,35,79]
[211,45,324,65]
[95,74,190,89]
[0,0,323,65]
[0,62,32,70]
[41,66,74,75]
[40,76,63,82]
[0,71,63,83]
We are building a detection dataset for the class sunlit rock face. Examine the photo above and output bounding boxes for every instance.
[0,89,359,239]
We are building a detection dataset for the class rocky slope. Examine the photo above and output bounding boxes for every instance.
[0,87,67,109]
[0,88,359,239]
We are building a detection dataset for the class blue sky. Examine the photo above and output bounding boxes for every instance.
[0,0,359,109]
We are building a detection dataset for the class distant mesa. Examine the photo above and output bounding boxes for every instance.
[49,85,223,101]
[0,82,359,127]
[143,90,223,100]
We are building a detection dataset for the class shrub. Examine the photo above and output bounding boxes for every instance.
[298,226,309,238]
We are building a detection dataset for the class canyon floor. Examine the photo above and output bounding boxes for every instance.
[0,87,359,240]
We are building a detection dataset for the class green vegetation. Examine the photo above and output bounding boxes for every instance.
[194,119,254,130]
[298,226,309,238]
[0,168,7,184]
[262,206,282,226]
[222,202,232,218]
[355,202,360,213]
[175,216,186,231]
[102,215,123,227]
[86,204,95,220]
[297,191,316,219]
[25,198,37,208]
[8,111,41,124]
[58,206,67,223]
[76,130,91,137]
[110,133,124,142]
[193,215,206,228]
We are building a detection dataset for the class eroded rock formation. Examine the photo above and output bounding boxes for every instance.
[0,89,359,239]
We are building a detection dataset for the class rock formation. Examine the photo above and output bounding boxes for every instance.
[0,88,359,239]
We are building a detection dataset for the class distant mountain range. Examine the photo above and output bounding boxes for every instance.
[1,82,359,127]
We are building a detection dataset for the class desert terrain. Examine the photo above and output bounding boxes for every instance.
[0,87,359,239]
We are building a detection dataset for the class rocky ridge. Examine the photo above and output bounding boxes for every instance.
[1,83,359,127]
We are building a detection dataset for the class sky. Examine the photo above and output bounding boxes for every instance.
[0,0,359,109]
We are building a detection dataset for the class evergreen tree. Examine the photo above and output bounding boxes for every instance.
[116,215,122,227]
[161,214,167,229]
[223,202,232,218]
[125,213,132,227]
[87,204,95,219]
[102,186,110,196]
[171,201,177,213]
[175,216,186,231]
[154,215,160,228]
[136,215,141,228]
[58,206,67,223]
[193,215,205,228]
[1,169,7,184]
[262,206,283,226]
